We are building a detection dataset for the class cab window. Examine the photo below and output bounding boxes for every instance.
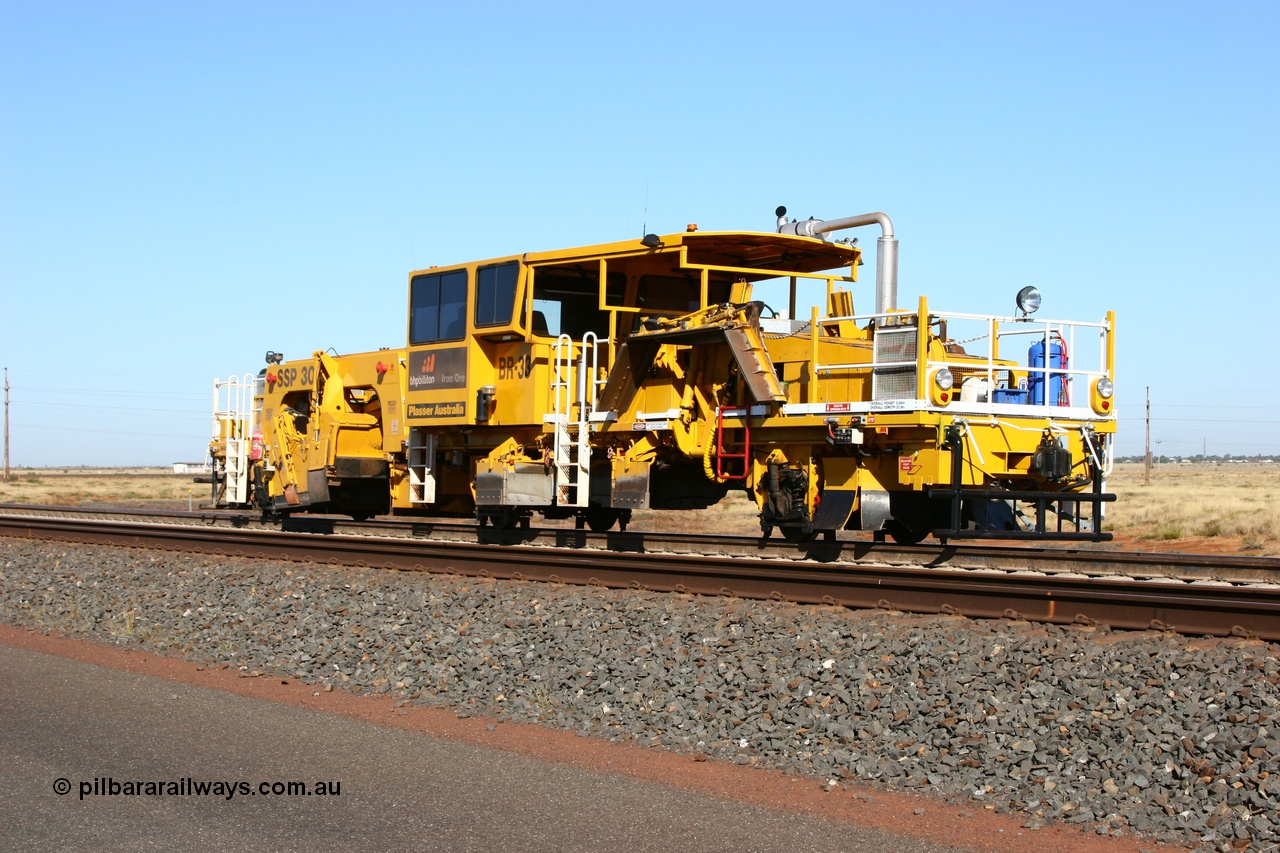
[531,269,624,338]
[637,274,732,313]
[410,269,467,344]
[475,262,518,327]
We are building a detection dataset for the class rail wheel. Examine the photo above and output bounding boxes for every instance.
[252,468,275,520]
[779,526,817,544]
[584,507,623,532]
[479,506,529,530]
[886,519,929,545]
[886,492,941,545]
[210,459,226,506]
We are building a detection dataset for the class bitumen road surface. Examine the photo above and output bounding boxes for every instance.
[0,644,976,853]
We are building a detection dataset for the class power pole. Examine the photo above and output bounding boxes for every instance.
[1144,386,1151,484]
[3,367,9,483]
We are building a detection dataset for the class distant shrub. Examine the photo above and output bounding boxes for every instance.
[1198,519,1225,537]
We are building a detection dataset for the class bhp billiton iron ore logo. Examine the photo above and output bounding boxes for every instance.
[409,348,467,390]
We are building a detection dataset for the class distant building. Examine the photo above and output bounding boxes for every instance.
[173,462,212,475]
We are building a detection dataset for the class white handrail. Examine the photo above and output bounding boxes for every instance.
[810,308,1113,419]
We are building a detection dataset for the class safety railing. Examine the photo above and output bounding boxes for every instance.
[550,333,603,423]
[549,333,602,507]
[211,374,257,440]
[211,374,258,505]
[810,297,1115,421]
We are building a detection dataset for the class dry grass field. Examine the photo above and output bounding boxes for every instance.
[1,462,1276,555]
[1105,461,1280,556]
[0,469,205,510]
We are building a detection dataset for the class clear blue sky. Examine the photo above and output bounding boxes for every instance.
[2,1,1277,466]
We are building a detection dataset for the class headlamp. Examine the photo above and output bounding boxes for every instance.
[1090,377,1115,414]
[1016,286,1041,316]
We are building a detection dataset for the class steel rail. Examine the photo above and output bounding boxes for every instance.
[2,503,1278,584]
[1,514,1277,641]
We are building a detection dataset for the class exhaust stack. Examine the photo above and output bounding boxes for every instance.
[775,207,898,315]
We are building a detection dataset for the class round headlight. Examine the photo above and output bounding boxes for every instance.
[1095,378,1114,399]
[933,367,954,391]
[1016,286,1042,315]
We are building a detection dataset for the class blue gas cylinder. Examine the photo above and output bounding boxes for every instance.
[1028,339,1065,406]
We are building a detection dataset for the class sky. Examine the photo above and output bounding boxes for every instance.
[2,1,1277,466]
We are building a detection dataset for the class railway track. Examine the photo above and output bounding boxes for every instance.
[2,503,1278,640]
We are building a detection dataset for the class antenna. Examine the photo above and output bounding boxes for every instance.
[641,181,649,238]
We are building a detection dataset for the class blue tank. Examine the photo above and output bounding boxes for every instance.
[1028,339,1065,406]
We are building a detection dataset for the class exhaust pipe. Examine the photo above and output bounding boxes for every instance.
[776,208,898,315]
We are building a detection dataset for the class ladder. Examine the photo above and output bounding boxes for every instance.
[408,428,437,504]
[550,333,600,507]
[713,405,752,481]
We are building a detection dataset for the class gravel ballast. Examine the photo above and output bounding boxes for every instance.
[1,538,1277,850]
